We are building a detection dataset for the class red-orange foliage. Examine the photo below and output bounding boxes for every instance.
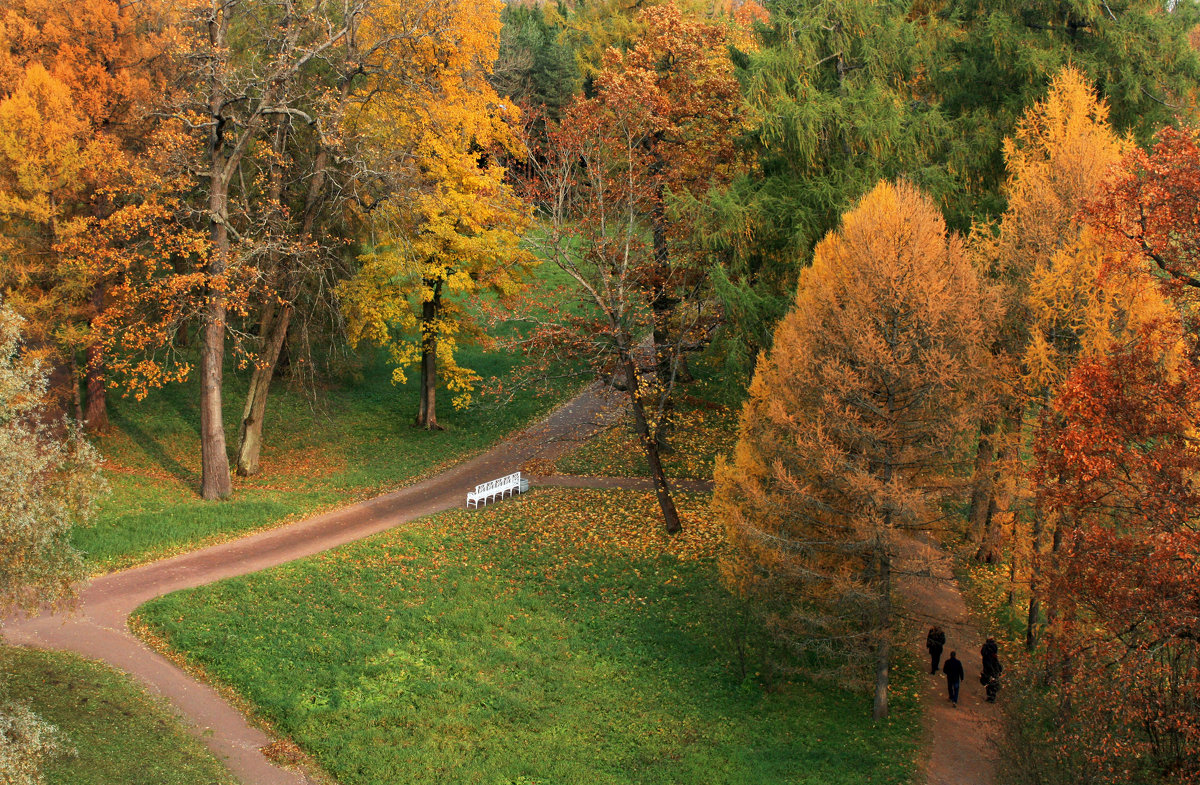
[1088,125,1200,311]
[1034,325,1200,783]
[1029,124,1200,783]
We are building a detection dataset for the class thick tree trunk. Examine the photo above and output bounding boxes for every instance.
[236,301,292,476]
[621,352,681,534]
[415,281,443,430]
[200,180,233,500]
[84,284,108,431]
[873,549,892,720]
[966,416,997,544]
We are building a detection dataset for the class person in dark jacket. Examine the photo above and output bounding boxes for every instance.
[981,637,1002,702]
[926,626,947,674]
[943,651,965,706]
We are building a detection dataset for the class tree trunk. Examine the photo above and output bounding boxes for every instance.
[415,280,443,430]
[200,178,233,500]
[1026,505,1047,650]
[977,404,1023,563]
[69,351,84,425]
[966,416,997,544]
[84,284,108,431]
[873,548,892,720]
[649,183,676,452]
[621,351,681,534]
[236,301,292,476]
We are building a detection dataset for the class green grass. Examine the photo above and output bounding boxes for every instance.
[136,488,919,785]
[81,260,583,573]
[0,646,236,785]
[555,353,745,480]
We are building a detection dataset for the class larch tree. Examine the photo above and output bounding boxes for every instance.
[934,0,1200,225]
[714,181,989,720]
[964,67,1143,575]
[707,0,954,372]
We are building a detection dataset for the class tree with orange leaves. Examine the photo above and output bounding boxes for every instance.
[568,1,745,437]
[1032,321,1200,784]
[714,181,989,719]
[1022,122,1200,785]
[0,0,174,430]
[964,67,1155,583]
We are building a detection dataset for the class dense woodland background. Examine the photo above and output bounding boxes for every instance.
[2,0,1200,783]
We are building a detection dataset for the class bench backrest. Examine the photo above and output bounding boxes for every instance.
[473,472,521,496]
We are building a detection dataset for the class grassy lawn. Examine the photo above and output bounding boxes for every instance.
[136,488,920,785]
[81,262,582,573]
[0,646,236,785]
[555,355,744,480]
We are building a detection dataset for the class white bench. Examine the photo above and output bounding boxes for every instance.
[466,471,529,509]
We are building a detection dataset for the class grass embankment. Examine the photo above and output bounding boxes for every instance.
[0,646,236,785]
[137,488,919,785]
[554,356,744,480]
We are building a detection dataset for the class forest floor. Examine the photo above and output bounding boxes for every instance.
[898,537,1003,785]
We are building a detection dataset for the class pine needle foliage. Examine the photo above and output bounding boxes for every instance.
[714,181,989,719]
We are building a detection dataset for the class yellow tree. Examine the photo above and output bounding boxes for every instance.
[340,0,532,429]
[966,66,1137,560]
[714,181,989,720]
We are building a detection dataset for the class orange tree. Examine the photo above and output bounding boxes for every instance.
[713,181,990,719]
[0,0,174,429]
[1025,123,1200,784]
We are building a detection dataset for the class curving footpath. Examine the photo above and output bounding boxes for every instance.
[3,384,627,785]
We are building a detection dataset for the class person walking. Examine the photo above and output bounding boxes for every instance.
[926,625,946,674]
[943,651,965,707]
[981,637,1002,702]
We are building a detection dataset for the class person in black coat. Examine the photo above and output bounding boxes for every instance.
[926,626,946,674]
[943,651,965,706]
[981,637,1002,702]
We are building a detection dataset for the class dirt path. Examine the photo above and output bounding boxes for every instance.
[2,383,629,785]
[897,538,1003,785]
[5,378,995,785]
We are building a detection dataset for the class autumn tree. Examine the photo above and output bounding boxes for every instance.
[0,302,105,615]
[0,301,104,784]
[1087,124,1200,317]
[1018,123,1200,783]
[714,181,989,719]
[963,67,1156,566]
[590,2,744,406]
[1032,322,1200,784]
[0,0,175,430]
[527,67,688,533]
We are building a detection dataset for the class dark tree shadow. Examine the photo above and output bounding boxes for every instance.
[108,406,199,489]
